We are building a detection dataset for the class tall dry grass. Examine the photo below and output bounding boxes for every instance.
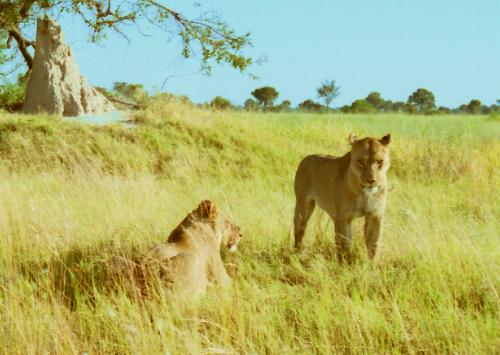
[0,99,498,353]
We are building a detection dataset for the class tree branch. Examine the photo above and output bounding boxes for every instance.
[7,28,34,70]
[1,0,252,75]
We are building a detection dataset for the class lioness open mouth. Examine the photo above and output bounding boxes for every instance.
[363,186,379,194]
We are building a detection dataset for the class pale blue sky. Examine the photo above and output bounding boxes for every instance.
[44,1,500,107]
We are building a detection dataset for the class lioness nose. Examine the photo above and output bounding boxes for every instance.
[366,178,376,184]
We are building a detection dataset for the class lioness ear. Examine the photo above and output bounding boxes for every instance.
[197,200,217,221]
[208,203,218,223]
[197,200,218,221]
[348,133,358,145]
[380,133,391,146]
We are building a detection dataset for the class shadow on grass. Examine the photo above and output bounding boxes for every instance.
[17,240,164,310]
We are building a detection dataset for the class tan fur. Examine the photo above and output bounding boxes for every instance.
[294,134,391,261]
[107,201,241,299]
[143,200,242,298]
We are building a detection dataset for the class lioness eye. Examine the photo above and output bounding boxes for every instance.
[358,160,366,167]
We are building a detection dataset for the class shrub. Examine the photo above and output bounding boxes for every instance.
[113,82,150,106]
[210,96,232,110]
[349,99,375,113]
[269,100,292,112]
[466,99,482,114]
[244,98,258,111]
[0,82,24,112]
[298,99,323,112]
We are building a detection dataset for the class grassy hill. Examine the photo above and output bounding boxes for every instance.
[0,98,498,353]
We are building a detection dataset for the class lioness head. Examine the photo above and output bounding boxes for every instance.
[194,200,242,252]
[348,133,391,193]
[219,217,242,253]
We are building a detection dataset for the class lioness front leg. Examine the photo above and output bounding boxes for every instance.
[334,217,352,263]
[208,255,231,287]
[364,214,383,259]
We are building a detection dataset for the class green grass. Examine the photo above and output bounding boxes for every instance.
[0,99,499,353]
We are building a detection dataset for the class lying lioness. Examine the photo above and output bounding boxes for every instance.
[108,200,241,299]
[143,200,242,297]
[294,133,391,261]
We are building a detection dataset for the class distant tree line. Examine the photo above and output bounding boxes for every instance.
[337,89,498,115]
[226,82,499,115]
[1,78,499,115]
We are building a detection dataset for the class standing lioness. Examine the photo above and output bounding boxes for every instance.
[294,133,391,261]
